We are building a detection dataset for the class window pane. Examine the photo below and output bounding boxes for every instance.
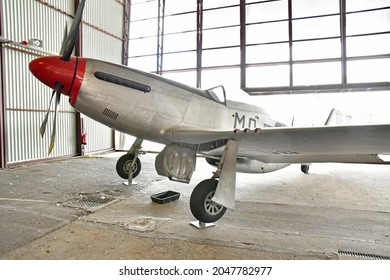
[347,0,390,12]
[246,43,289,64]
[203,0,239,9]
[162,72,197,87]
[292,0,339,18]
[128,56,157,72]
[164,32,196,53]
[203,26,240,48]
[293,16,340,40]
[246,65,290,87]
[131,0,147,4]
[202,47,240,67]
[129,37,157,56]
[202,68,240,89]
[164,13,197,34]
[347,34,390,57]
[165,0,196,15]
[130,1,158,21]
[203,6,239,29]
[293,39,341,60]
[247,21,289,44]
[130,18,158,38]
[163,51,196,70]
[346,9,390,36]
[293,62,341,85]
[347,59,390,83]
[246,0,288,23]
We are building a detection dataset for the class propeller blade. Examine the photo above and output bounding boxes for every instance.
[60,0,86,61]
[59,21,68,56]
[48,82,63,155]
[40,89,56,137]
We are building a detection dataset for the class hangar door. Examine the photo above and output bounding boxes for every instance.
[1,0,79,165]
[3,48,78,164]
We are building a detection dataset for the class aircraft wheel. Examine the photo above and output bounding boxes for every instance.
[301,164,310,174]
[116,154,142,179]
[190,179,227,223]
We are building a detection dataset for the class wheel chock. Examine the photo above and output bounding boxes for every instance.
[190,221,215,229]
[122,181,138,186]
[123,172,138,186]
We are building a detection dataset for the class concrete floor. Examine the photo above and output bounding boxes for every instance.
[0,152,390,260]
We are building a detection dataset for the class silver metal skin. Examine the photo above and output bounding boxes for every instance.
[73,59,276,146]
[74,58,390,165]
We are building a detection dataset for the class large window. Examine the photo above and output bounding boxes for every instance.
[128,1,159,72]
[345,2,390,84]
[245,0,289,88]
[128,0,390,93]
[201,3,240,87]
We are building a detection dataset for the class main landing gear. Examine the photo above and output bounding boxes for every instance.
[116,138,144,182]
[190,179,227,223]
[190,140,240,226]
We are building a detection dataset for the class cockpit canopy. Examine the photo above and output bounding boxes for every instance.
[206,85,226,104]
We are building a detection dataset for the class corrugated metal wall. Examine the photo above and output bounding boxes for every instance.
[2,0,72,52]
[4,48,77,163]
[1,0,124,164]
[2,0,77,164]
[81,0,124,154]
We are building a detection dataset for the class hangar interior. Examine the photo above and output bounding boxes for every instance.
[1,0,390,167]
[0,0,390,260]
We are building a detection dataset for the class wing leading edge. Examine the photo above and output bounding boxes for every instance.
[162,124,390,164]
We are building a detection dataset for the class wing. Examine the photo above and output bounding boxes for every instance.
[161,124,390,164]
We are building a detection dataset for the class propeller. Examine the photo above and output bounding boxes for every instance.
[59,22,68,57]
[40,89,55,137]
[39,0,86,154]
[49,83,63,155]
[60,0,86,61]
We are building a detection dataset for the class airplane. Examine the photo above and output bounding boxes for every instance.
[29,0,390,224]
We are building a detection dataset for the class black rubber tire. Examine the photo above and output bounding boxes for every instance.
[116,154,142,179]
[301,165,310,174]
[190,179,227,223]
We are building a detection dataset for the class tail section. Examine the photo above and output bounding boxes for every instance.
[325,108,349,125]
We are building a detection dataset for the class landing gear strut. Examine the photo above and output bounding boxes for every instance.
[116,138,144,180]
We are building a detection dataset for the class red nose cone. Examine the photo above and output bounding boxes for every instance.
[29,56,86,105]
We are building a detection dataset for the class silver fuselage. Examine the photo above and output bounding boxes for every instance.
[73,59,277,147]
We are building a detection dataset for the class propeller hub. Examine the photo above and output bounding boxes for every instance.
[29,56,86,106]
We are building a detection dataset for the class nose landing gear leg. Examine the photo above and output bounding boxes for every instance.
[116,138,144,185]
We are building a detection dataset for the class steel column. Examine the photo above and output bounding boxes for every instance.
[0,0,6,168]
[288,0,293,86]
[156,0,165,75]
[240,0,246,89]
[75,0,83,156]
[339,0,347,84]
[196,0,203,88]
[123,0,131,66]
